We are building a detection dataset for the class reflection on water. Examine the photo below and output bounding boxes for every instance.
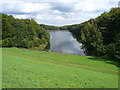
[49,31,85,55]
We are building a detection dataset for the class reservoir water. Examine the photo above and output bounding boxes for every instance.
[49,31,85,55]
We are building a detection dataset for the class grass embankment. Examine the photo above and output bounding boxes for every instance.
[2,48,118,88]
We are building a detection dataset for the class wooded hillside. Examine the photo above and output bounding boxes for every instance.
[1,13,50,50]
[65,8,120,61]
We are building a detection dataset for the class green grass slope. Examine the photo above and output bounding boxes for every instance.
[2,48,118,88]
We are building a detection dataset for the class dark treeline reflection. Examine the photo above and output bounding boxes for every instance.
[49,31,85,55]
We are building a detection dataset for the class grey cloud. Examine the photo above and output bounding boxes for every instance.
[50,2,74,12]
[2,11,31,15]
[1,0,118,26]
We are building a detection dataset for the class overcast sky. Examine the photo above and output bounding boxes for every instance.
[0,0,119,26]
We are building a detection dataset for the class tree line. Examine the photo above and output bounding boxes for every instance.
[40,24,68,30]
[63,8,120,61]
[1,13,50,50]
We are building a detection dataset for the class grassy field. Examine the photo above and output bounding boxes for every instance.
[2,48,118,88]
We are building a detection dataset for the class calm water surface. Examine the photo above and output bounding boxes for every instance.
[49,31,85,55]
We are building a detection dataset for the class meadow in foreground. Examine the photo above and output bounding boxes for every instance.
[2,48,118,88]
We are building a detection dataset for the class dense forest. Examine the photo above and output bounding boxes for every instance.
[1,8,120,61]
[63,8,120,61]
[1,13,50,50]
